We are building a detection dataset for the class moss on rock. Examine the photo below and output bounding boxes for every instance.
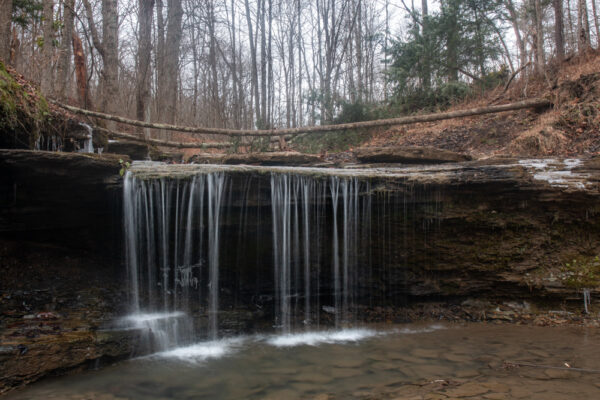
[0,61,52,149]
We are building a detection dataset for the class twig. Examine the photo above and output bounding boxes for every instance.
[504,62,531,93]
[504,361,600,374]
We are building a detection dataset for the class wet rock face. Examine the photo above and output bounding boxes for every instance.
[125,158,600,316]
[0,150,130,393]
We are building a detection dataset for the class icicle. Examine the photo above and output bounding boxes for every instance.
[78,123,94,153]
[583,288,591,314]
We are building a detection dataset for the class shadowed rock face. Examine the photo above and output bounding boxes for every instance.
[105,139,150,160]
[0,150,132,394]
[189,151,323,166]
[124,158,600,307]
[1,151,600,392]
[354,146,473,164]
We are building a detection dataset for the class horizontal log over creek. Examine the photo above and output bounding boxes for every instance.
[2,151,600,398]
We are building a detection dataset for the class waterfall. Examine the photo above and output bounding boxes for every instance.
[123,171,226,350]
[207,173,225,339]
[123,164,428,348]
[583,288,591,314]
[270,173,362,332]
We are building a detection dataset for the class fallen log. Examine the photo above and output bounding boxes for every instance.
[52,98,552,138]
[94,127,232,149]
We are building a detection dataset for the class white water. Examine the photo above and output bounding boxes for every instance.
[266,328,378,347]
[123,171,227,349]
[156,337,245,362]
[119,312,192,352]
[270,174,363,332]
[77,123,94,153]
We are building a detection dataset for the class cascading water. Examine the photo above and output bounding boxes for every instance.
[123,163,438,351]
[123,171,227,350]
[270,174,362,332]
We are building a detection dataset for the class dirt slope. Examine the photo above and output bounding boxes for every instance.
[361,52,600,159]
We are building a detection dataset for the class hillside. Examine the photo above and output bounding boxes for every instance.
[359,52,600,159]
[2,54,600,163]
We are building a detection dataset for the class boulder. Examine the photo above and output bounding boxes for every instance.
[150,149,184,163]
[189,151,322,166]
[354,146,472,164]
[105,140,150,160]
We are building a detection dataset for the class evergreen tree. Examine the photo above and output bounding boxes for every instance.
[387,0,505,112]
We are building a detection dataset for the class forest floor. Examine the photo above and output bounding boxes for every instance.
[355,51,600,160]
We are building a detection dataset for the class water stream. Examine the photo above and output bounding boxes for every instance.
[6,324,600,399]
[5,160,600,399]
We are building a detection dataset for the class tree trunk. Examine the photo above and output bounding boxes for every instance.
[0,0,13,63]
[567,0,576,50]
[446,0,459,81]
[267,0,273,127]
[532,0,545,74]
[260,0,268,128]
[155,0,166,122]
[9,26,19,65]
[101,0,119,116]
[162,0,183,126]
[40,0,54,95]
[136,0,154,136]
[578,0,591,51]
[56,0,75,99]
[505,0,527,68]
[207,1,220,127]
[244,0,261,128]
[591,0,600,47]
[554,0,565,61]
[72,34,91,108]
[421,0,431,90]
[56,98,552,137]
[297,0,303,126]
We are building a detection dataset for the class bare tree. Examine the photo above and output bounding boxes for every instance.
[504,0,527,68]
[531,0,545,74]
[0,0,13,63]
[578,0,591,51]
[244,0,262,127]
[136,0,154,133]
[592,0,600,46]
[56,0,75,99]
[72,33,92,108]
[163,0,183,124]
[421,0,431,90]
[40,1,54,95]
[83,0,119,115]
[554,0,565,61]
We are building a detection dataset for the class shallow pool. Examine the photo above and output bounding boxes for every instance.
[6,323,600,399]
